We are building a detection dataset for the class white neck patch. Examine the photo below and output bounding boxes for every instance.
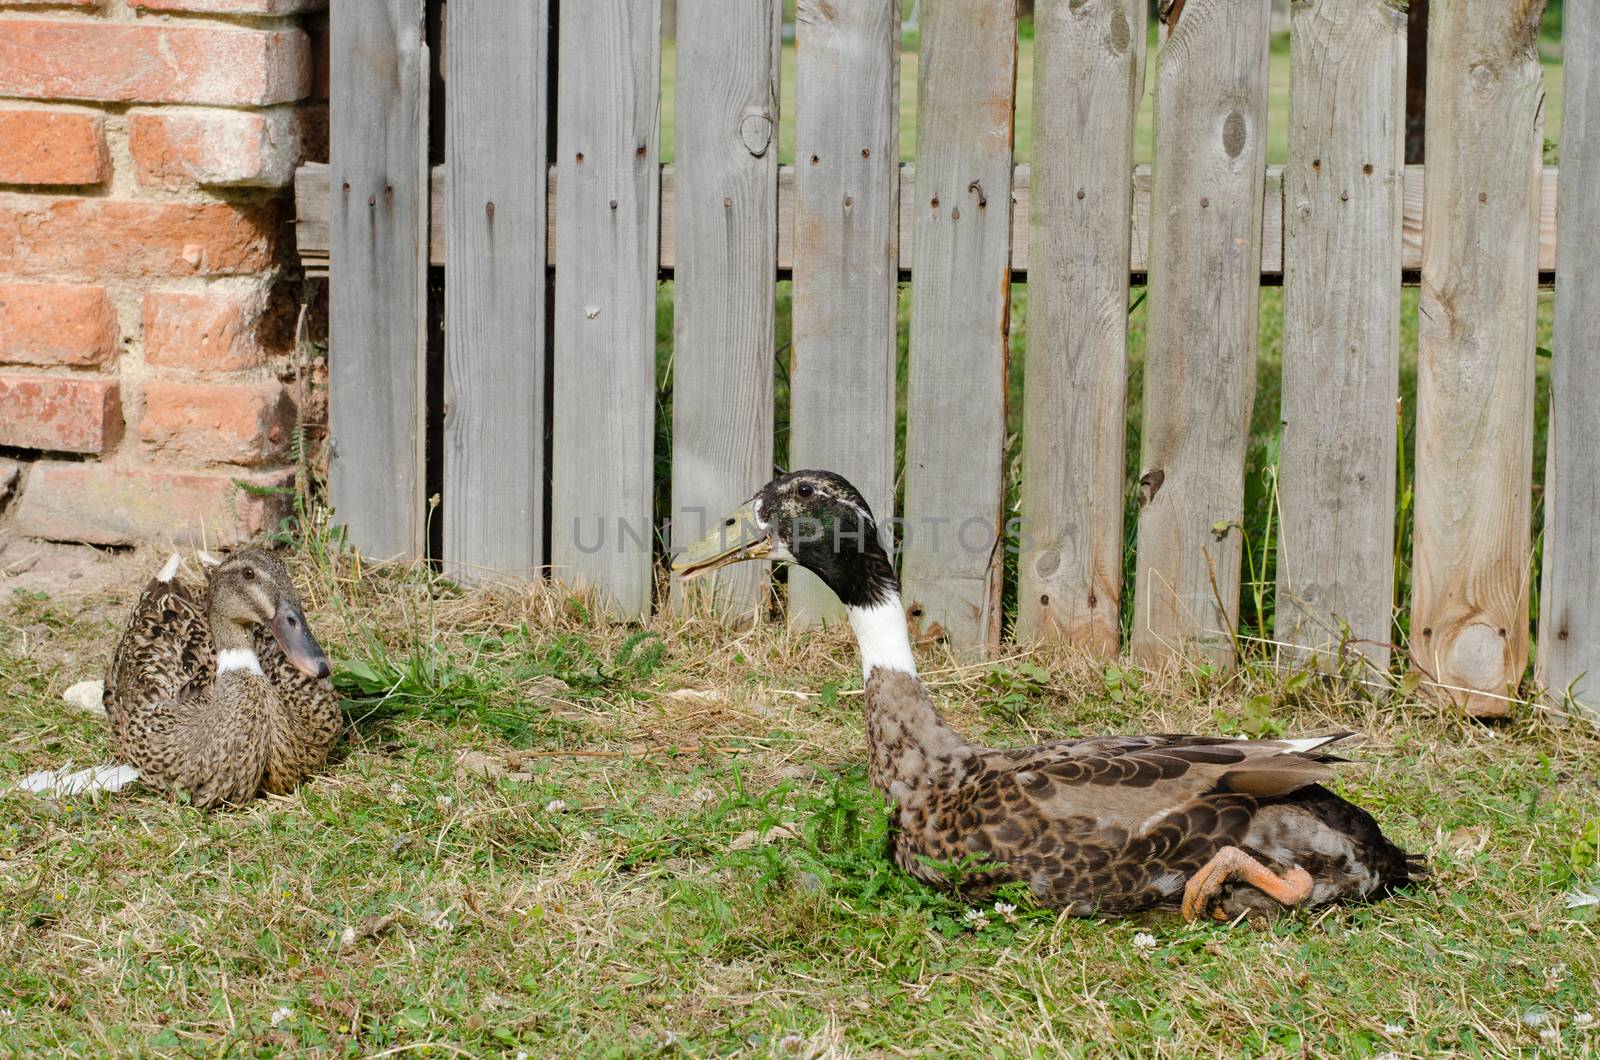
[216,648,265,677]
[846,593,917,679]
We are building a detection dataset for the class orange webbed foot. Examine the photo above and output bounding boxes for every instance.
[1181,846,1314,923]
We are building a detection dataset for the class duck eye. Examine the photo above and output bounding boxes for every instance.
[797,483,815,498]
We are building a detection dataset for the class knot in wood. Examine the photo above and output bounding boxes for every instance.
[739,111,774,157]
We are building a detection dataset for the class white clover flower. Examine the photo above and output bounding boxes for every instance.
[1540,1028,1558,1044]
[435,795,454,809]
[1575,1012,1595,1029]
[0,1008,15,1026]
[1132,932,1158,950]
[270,1006,293,1027]
[1384,1023,1405,1036]
[1523,1009,1549,1027]
[545,798,569,813]
[993,901,1017,923]
[962,908,990,931]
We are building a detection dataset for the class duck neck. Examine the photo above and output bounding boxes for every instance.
[211,614,266,680]
[847,592,969,797]
[846,590,918,681]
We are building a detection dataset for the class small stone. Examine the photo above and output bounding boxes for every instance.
[62,680,106,716]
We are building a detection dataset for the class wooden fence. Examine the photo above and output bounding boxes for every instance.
[300,0,1596,720]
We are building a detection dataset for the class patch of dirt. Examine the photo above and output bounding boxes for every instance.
[0,535,153,617]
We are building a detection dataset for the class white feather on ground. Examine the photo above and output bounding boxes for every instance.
[12,764,140,798]
[62,679,106,716]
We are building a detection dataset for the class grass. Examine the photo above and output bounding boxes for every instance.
[3,542,1599,1055]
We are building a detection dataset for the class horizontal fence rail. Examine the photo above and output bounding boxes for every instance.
[317,0,1591,721]
[293,161,1560,280]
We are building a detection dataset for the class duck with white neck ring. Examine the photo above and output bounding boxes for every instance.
[675,469,1423,921]
[106,548,340,808]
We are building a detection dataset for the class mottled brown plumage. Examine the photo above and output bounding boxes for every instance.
[677,470,1424,920]
[105,549,340,808]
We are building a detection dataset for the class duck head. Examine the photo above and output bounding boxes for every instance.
[674,470,899,609]
[207,549,331,679]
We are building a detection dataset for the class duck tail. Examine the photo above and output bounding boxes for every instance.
[156,551,182,582]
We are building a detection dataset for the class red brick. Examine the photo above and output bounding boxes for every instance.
[0,110,108,185]
[130,109,305,189]
[0,372,121,454]
[0,21,309,106]
[0,282,118,366]
[131,0,325,12]
[143,288,290,371]
[139,380,293,465]
[11,461,293,546]
[0,198,279,280]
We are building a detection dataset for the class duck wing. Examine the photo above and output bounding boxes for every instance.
[105,558,214,749]
[919,734,1359,914]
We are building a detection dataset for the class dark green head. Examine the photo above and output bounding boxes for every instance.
[674,470,898,608]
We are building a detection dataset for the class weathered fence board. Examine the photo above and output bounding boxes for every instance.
[442,0,548,580]
[1017,0,1146,655]
[1131,0,1272,668]
[1275,0,1405,668]
[294,161,1558,280]
[900,0,1016,655]
[1412,0,1544,716]
[1540,0,1599,722]
[549,0,661,617]
[669,0,781,619]
[788,0,900,626]
[328,0,429,560]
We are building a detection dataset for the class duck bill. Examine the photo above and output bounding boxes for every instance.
[272,601,331,679]
[673,501,772,581]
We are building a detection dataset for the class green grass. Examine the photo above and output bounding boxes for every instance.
[3,553,1598,1055]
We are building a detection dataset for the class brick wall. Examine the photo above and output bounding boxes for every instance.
[0,0,327,547]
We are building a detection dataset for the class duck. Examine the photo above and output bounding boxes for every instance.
[674,470,1423,920]
[104,548,340,808]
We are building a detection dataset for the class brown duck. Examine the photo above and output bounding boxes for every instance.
[105,548,339,808]
[675,470,1423,920]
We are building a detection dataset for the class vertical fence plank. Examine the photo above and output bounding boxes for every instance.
[1018,0,1146,655]
[1131,0,1271,668]
[1539,2,1599,720]
[1412,0,1543,716]
[669,0,780,620]
[329,0,428,561]
[1275,0,1405,669]
[789,0,900,626]
[443,1,549,580]
[900,0,1016,656]
[550,0,662,618]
